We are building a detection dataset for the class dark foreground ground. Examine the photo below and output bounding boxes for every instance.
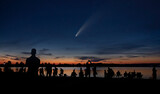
[0,73,159,92]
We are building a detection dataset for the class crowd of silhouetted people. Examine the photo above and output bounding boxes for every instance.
[0,49,158,80]
[0,61,158,80]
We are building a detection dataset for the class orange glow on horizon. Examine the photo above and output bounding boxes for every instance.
[0,56,160,64]
[0,60,160,65]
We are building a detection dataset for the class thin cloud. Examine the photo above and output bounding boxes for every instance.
[5,54,17,57]
[39,53,52,56]
[126,55,140,58]
[38,48,52,56]
[75,56,111,62]
[54,56,65,59]
[11,57,20,60]
[21,52,30,55]
[95,44,146,55]
[39,48,49,52]
[21,57,27,59]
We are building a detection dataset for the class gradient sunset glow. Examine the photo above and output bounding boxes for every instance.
[0,0,160,64]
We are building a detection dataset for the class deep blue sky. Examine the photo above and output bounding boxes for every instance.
[0,0,160,64]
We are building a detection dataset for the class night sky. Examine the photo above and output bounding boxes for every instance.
[0,0,160,64]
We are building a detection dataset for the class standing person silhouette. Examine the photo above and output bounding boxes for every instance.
[26,48,40,78]
[86,60,91,77]
[93,66,97,77]
[152,66,157,80]
[79,67,84,78]
[53,66,58,77]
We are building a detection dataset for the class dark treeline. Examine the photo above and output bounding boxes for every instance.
[0,61,160,67]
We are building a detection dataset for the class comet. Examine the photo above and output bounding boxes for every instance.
[75,30,80,37]
[75,11,102,38]
[75,22,88,37]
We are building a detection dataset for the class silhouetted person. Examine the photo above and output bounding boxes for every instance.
[16,67,19,72]
[19,66,24,73]
[92,66,97,77]
[53,66,58,77]
[4,61,13,73]
[127,72,131,79]
[84,69,87,77]
[131,70,136,79]
[86,60,91,77]
[26,48,40,77]
[152,66,157,80]
[79,67,84,78]
[137,72,143,79]
[116,70,121,78]
[71,69,77,77]
[124,71,128,78]
[64,74,67,77]
[59,68,64,77]
[46,63,52,77]
[107,67,114,79]
[39,67,44,76]
[104,70,107,78]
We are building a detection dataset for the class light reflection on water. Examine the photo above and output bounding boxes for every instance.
[55,67,160,79]
[0,67,160,79]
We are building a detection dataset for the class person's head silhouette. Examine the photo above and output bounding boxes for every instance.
[31,48,36,56]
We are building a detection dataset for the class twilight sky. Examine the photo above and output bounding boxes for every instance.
[0,0,160,64]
